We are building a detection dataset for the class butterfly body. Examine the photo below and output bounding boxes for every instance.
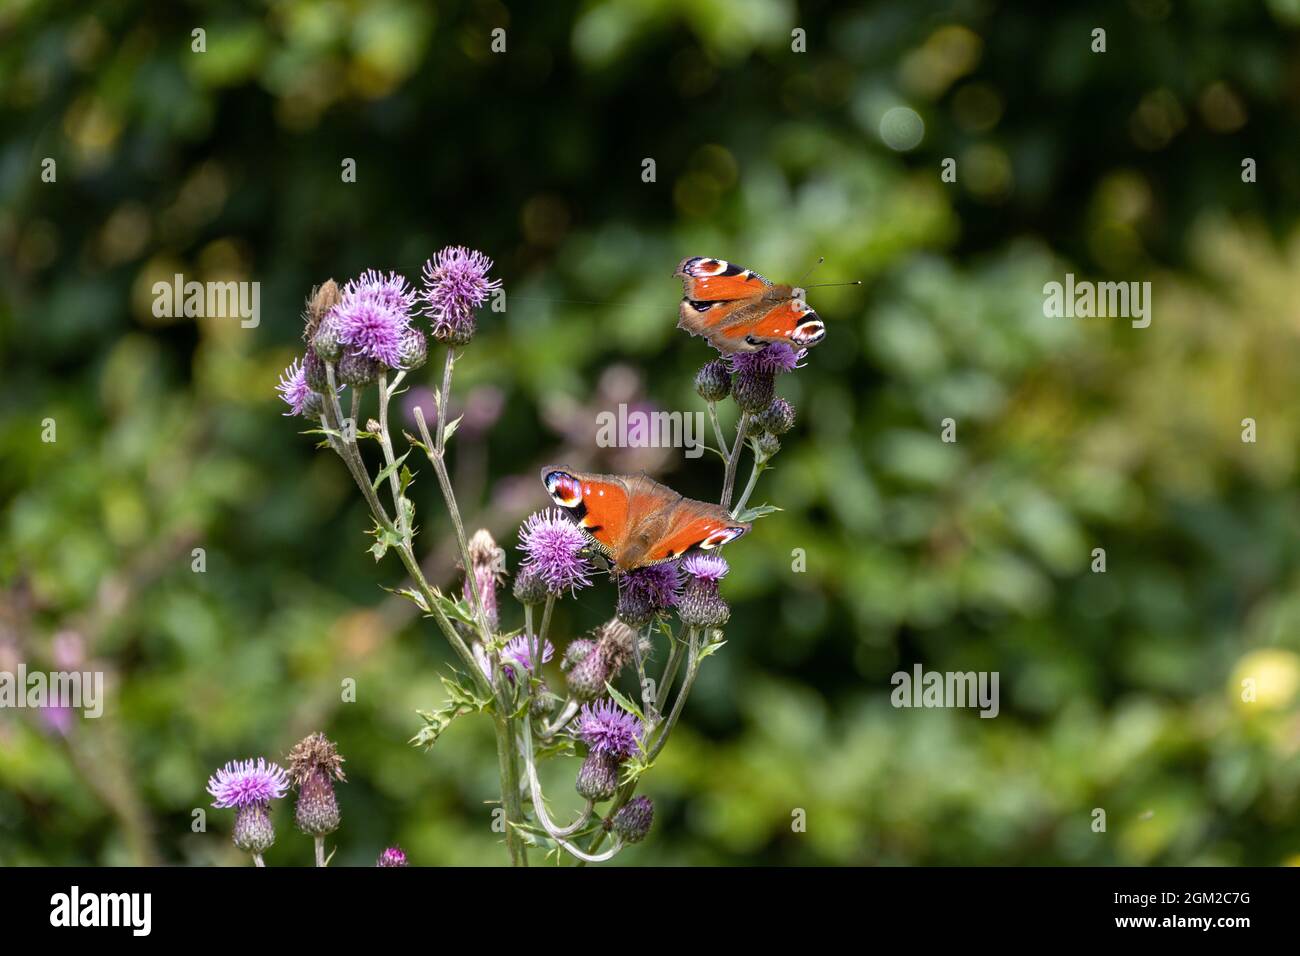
[675,256,826,354]
[542,466,750,573]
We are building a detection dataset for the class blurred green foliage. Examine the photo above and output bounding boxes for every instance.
[3,0,1300,865]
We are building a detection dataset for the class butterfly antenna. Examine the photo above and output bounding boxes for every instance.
[796,256,826,286]
[803,279,864,289]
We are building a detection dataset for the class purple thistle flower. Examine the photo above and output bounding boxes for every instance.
[517,509,594,596]
[573,699,643,760]
[349,269,418,314]
[624,562,683,606]
[682,553,729,583]
[421,246,501,342]
[207,758,290,809]
[727,342,804,376]
[329,274,414,368]
[376,846,409,867]
[501,633,555,681]
[276,357,313,416]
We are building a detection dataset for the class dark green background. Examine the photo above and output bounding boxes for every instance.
[3,0,1300,865]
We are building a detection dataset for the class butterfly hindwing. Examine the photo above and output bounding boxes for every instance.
[542,466,751,571]
[644,499,751,564]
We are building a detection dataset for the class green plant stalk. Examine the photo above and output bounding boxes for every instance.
[731,448,766,518]
[707,401,730,459]
[719,412,750,508]
[412,359,530,866]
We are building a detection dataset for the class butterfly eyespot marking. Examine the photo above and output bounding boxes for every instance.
[701,527,747,549]
[792,318,825,346]
[543,470,584,508]
[686,299,716,312]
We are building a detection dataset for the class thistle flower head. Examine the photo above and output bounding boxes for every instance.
[303,279,341,343]
[207,758,290,809]
[615,562,682,627]
[376,846,409,867]
[695,359,732,402]
[501,633,555,681]
[679,554,731,628]
[562,639,597,672]
[327,287,408,366]
[728,342,804,377]
[512,566,549,606]
[759,396,796,436]
[233,804,276,854]
[612,795,655,844]
[728,343,803,414]
[682,553,729,583]
[287,732,346,787]
[517,509,594,596]
[573,699,643,760]
[421,246,501,343]
[350,269,419,315]
[576,750,620,801]
[276,358,314,417]
[465,529,507,631]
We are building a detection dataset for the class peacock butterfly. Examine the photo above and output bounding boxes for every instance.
[674,256,827,354]
[541,465,750,573]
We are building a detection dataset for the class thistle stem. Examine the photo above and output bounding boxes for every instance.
[708,401,730,459]
[376,372,409,541]
[540,698,579,738]
[314,836,326,867]
[731,455,765,519]
[252,853,265,868]
[720,412,750,509]
[647,627,700,761]
[519,718,619,860]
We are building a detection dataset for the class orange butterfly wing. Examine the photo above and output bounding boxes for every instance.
[542,466,751,571]
[715,299,826,349]
[675,256,825,352]
[643,499,751,564]
[675,257,770,301]
[541,467,630,557]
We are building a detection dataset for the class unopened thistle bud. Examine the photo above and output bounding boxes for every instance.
[756,432,781,460]
[465,529,506,632]
[376,846,409,867]
[399,329,428,371]
[304,349,330,391]
[732,371,775,415]
[566,646,612,700]
[612,795,654,844]
[575,750,620,801]
[678,553,731,628]
[759,396,795,436]
[312,315,344,363]
[513,566,549,606]
[288,733,346,837]
[562,639,597,672]
[233,803,276,854]
[695,360,731,402]
[303,279,341,343]
[338,350,381,388]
